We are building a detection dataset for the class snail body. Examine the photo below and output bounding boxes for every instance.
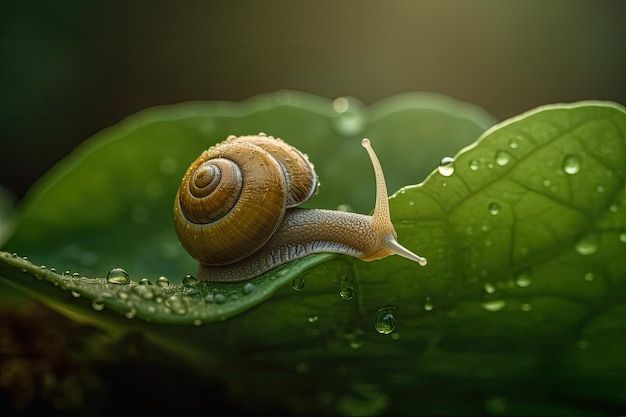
[174,134,426,282]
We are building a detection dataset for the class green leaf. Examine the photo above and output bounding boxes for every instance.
[2,95,625,415]
[0,91,493,322]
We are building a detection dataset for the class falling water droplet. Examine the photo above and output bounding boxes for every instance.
[488,202,501,215]
[495,150,512,166]
[575,233,599,255]
[438,157,455,177]
[106,267,130,285]
[374,305,397,334]
[292,277,305,291]
[562,155,581,175]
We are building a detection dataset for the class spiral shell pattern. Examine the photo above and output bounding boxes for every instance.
[174,134,318,266]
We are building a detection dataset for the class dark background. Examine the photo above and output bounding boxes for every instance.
[1,0,625,200]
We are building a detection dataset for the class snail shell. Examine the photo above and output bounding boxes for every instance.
[174,134,426,281]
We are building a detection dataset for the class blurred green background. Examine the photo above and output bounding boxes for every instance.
[1,0,625,200]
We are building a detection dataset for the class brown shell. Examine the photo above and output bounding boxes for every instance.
[174,134,318,266]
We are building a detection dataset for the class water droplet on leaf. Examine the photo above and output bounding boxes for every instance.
[575,233,599,255]
[495,150,512,166]
[515,269,532,287]
[182,274,199,287]
[165,295,188,315]
[438,157,455,177]
[91,298,105,311]
[562,155,581,175]
[106,268,130,285]
[292,277,305,291]
[133,284,155,300]
[155,276,170,288]
[481,300,506,312]
[243,283,257,294]
[488,202,501,215]
[374,306,397,335]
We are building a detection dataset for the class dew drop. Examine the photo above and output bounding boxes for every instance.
[495,150,512,166]
[562,155,581,175]
[484,283,496,294]
[488,202,501,216]
[292,277,305,291]
[424,297,434,311]
[469,160,479,171]
[72,272,81,278]
[575,233,599,255]
[515,269,532,288]
[71,290,81,298]
[214,293,227,304]
[139,278,152,286]
[339,284,355,300]
[583,271,595,282]
[155,276,170,288]
[91,298,105,311]
[619,230,626,243]
[308,315,319,323]
[165,295,188,315]
[106,267,130,285]
[438,157,455,177]
[133,284,155,300]
[482,300,506,312]
[125,308,136,319]
[520,303,532,312]
[374,306,397,335]
[332,97,350,113]
[508,138,519,149]
[182,274,199,287]
[243,283,257,294]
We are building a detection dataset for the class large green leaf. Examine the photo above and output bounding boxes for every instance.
[1,93,625,416]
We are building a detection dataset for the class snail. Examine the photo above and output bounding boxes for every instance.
[174,134,427,282]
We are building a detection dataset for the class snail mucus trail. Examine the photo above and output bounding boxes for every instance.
[174,134,427,282]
